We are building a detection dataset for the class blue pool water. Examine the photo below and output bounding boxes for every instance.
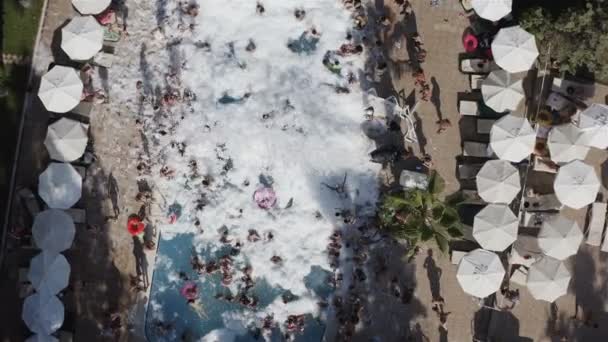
[145,233,332,341]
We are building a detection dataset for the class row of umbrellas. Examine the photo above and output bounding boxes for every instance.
[22,1,108,339]
[23,210,76,335]
[458,249,570,302]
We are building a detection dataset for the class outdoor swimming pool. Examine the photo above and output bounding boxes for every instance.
[145,233,333,341]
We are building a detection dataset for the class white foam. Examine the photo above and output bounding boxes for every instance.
[107,0,379,336]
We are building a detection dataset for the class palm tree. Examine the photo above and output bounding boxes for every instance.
[378,171,464,255]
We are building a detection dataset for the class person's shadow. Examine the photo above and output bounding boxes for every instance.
[430,76,443,121]
[108,173,120,218]
[423,249,442,302]
[133,236,149,288]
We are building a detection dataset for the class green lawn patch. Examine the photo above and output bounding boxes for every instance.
[2,0,45,55]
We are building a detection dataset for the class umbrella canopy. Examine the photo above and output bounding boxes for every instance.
[32,209,76,253]
[38,66,83,113]
[554,160,600,209]
[492,26,539,73]
[44,118,89,162]
[38,163,82,209]
[471,0,511,21]
[473,204,518,251]
[481,70,524,113]
[539,216,583,260]
[547,124,590,164]
[28,252,71,296]
[578,104,608,149]
[457,249,505,298]
[61,16,103,61]
[26,335,59,342]
[476,159,520,204]
[22,294,64,335]
[72,0,111,15]
[527,257,571,302]
[490,114,536,162]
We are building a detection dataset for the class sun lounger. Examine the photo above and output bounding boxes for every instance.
[510,236,541,267]
[522,194,562,211]
[451,250,467,265]
[17,188,41,219]
[103,26,121,42]
[470,74,485,90]
[457,163,483,180]
[461,0,473,12]
[93,51,115,68]
[460,58,495,74]
[463,141,492,158]
[476,118,495,134]
[459,100,479,116]
[71,101,94,117]
[552,77,595,99]
[509,267,528,287]
[521,211,558,228]
[532,155,558,174]
[586,203,606,246]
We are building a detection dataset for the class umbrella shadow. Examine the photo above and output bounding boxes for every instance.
[430,76,442,121]
[107,172,120,219]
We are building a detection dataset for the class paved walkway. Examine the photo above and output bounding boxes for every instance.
[0,0,152,340]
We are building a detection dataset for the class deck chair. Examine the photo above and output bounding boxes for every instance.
[463,141,492,157]
[457,163,483,180]
[71,101,94,117]
[521,211,558,229]
[522,194,562,211]
[509,267,528,287]
[451,250,467,265]
[586,202,606,246]
[470,74,485,90]
[459,100,479,116]
[17,188,41,219]
[532,155,558,174]
[601,231,608,252]
[460,58,494,74]
[476,118,496,134]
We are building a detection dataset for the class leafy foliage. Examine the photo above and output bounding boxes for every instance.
[518,0,608,81]
[378,172,464,256]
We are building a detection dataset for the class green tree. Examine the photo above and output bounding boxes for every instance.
[378,171,464,256]
[518,0,608,81]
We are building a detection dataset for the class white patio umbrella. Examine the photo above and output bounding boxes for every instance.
[492,26,539,73]
[473,204,518,251]
[61,16,103,61]
[490,114,536,162]
[38,66,83,113]
[28,252,71,296]
[457,249,505,298]
[471,0,511,22]
[32,209,76,253]
[38,163,82,209]
[547,123,590,164]
[22,294,64,335]
[527,257,571,302]
[578,104,608,149]
[476,159,520,204]
[72,0,111,15]
[481,70,524,113]
[26,335,59,342]
[539,216,583,260]
[44,118,89,162]
[554,160,600,209]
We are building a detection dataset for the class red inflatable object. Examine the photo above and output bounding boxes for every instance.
[463,34,478,53]
[127,216,145,236]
